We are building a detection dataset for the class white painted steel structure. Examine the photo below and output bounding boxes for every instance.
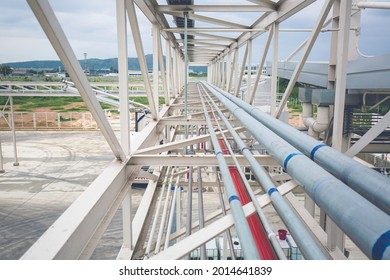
[3,0,389,260]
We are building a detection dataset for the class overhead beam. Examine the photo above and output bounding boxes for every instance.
[128,154,279,167]
[165,11,249,29]
[157,5,275,13]
[26,0,126,162]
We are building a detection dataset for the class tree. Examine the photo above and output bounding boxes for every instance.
[0,65,13,76]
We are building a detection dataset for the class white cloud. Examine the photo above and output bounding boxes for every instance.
[0,0,389,64]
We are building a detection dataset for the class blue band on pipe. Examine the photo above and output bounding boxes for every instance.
[228,195,240,203]
[310,144,327,160]
[372,230,390,260]
[268,188,278,196]
[241,147,249,153]
[216,151,223,156]
[283,152,303,171]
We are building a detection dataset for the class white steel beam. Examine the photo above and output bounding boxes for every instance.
[116,0,132,256]
[245,0,277,9]
[27,0,126,161]
[128,154,278,167]
[246,39,252,103]
[168,180,298,242]
[117,0,130,155]
[153,24,160,114]
[134,127,245,155]
[271,22,279,115]
[166,40,172,103]
[274,0,335,118]
[357,2,390,9]
[332,0,353,152]
[157,5,275,13]
[126,0,158,120]
[248,25,273,105]
[235,43,249,97]
[157,33,168,107]
[166,28,265,33]
[21,160,137,259]
[345,109,390,157]
[165,11,249,29]
[151,180,298,259]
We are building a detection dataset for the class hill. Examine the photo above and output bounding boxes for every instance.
[5,55,207,73]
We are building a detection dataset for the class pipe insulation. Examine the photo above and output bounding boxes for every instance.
[206,83,390,216]
[203,82,390,260]
[200,84,329,260]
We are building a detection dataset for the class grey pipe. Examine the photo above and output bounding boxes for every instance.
[206,83,390,215]
[198,84,261,260]
[202,94,287,260]
[214,168,237,260]
[200,84,328,259]
[203,82,390,260]
[197,167,207,260]
[185,166,193,260]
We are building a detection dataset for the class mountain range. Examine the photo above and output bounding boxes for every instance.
[5,54,207,73]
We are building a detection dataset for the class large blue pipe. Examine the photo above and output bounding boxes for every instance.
[203,82,390,260]
[206,83,390,215]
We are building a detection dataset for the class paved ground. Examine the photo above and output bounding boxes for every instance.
[0,131,125,259]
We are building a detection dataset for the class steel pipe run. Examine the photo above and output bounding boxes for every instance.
[202,87,278,260]
[218,139,277,260]
[144,166,172,258]
[198,85,261,260]
[214,167,237,260]
[155,169,176,254]
[203,82,390,260]
[200,84,329,260]
[206,83,390,216]
[203,94,284,259]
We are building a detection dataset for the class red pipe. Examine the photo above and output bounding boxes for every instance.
[219,139,277,260]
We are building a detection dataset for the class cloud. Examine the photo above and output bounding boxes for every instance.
[0,0,389,64]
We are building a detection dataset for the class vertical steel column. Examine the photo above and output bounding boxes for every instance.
[227,49,236,93]
[249,25,273,105]
[184,12,189,140]
[233,48,239,94]
[275,0,336,118]
[0,134,4,173]
[197,167,207,260]
[157,31,169,107]
[166,40,172,104]
[207,65,212,84]
[126,0,158,120]
[225,52,232,92]
[117,0,130,155]
[235,43,249,97]
[153,24,160,113]
[155,169,175,253]
[116,0,132,254]
[246,39,252,103]
[329,0,353,252]
[9,97,19,166]
[270,23,279,116]
[221,57,226,90]
[164,176,180,249]
[185,166,193,259]
[27,0,126,161]
[144,166,172,257]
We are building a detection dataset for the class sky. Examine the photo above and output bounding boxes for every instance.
[0,0,389,65]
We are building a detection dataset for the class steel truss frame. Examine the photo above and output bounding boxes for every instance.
[20,0,390,260]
